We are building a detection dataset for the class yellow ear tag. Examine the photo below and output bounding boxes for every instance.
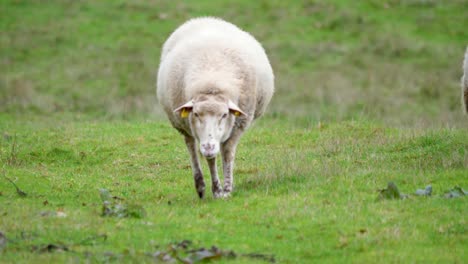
[234,111,241,117]
[181,108,189,118]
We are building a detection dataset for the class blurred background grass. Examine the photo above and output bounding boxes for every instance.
[1,0,467,127]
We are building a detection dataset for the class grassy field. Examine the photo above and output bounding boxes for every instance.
[1,0,467,263]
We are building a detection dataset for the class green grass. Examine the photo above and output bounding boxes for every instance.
[0,116,466,263]
[1,0,467,263]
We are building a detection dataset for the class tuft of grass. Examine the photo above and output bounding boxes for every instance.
[1,134,21,167]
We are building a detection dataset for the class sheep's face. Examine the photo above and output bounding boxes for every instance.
[174,98,246,159]
[191,101,232,159]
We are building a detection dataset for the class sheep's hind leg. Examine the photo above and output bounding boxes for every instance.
[206,157,223,198]
[184,136,205,198]
[221,128,244,197]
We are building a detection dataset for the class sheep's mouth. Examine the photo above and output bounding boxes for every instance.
[203,153,217,159]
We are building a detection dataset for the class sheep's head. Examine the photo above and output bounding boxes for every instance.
[174,96,246,159]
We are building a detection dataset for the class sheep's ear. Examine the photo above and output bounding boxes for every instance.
[227,100,247,117]
[174,100,194,118]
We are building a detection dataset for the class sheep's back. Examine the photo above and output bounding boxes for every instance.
[157,17,274,131]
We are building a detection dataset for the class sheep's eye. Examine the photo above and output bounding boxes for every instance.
[221,113,228,119]
[194,112,199,118]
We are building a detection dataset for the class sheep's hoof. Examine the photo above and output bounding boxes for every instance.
[212,187,223,198]
[197,190,205,199]
[213,190,225,199]
[196,182,205,199]
[214,190,231,199]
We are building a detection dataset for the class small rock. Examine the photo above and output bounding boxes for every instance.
[415,185,432,196]
[444,186,466,198]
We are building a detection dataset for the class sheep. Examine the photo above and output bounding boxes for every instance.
[462,46,468,113]
[156,17,274,198]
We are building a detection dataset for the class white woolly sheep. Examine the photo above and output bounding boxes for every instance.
[462,46,468,113]
[157,17,274,198]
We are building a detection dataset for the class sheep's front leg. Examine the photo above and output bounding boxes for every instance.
[221,128,244,196]
[184,136,205,198]
[206,157,223,198]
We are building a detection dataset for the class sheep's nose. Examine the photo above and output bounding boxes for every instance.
[202,143,215,151]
